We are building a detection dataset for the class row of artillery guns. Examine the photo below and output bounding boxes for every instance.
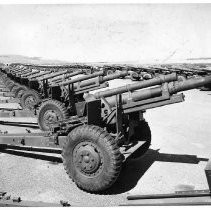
[127,63,211,87]
[0,62,211,131]
[0,62,211,192]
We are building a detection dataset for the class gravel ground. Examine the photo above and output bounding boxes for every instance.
[0,79,211,206]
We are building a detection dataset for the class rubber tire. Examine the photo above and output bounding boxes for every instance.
[20,90,41,110]
[12,86,28,98]
[5,79,13,87]
[38,99,69,131]
[1,75,7,80]
[129,120,151,159]
[8,83,18,92]
[11,85,19,92]
[62,125,123,192]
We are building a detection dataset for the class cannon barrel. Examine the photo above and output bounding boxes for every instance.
[29,71,52,80]
[94,73,177,99]
[22,70,40,77]
[100,70,128,82]
[50,70,85,83]
[76,70,128,89]
[58,71,105,86]
[105,87,162,107]
[90,75,211,108]
[41,70,69,80]
[168,75,211,94]
[52,68,91,82]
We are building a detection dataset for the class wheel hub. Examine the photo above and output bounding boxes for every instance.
[43,110,61,126]
[17,89,25,98]
[25,95,37,109]
[73,142,103,176]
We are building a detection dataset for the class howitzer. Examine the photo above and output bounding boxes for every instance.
[37,70,128,130]
[84,74,211,128]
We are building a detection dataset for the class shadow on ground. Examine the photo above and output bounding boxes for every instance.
[0,146,208,195]
[104,149,208,194]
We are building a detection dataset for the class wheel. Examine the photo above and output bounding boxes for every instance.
[62,125,123,192]
[5,79,13,87]
[129,120,151,159]
[1,75,7,80]
[20,90,41,110]
[11,85,28,98]
[7,82,16,91]
[38,99,69,131]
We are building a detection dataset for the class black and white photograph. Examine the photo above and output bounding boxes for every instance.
[0,0,210,207]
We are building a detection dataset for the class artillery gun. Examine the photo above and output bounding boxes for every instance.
[0,73,210,193]
[36,70,129,130]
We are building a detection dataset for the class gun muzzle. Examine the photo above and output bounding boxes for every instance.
[168,75,211,94]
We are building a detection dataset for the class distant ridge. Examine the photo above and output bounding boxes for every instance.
[187,57,211,60]
[0,54,72,65]
[1,54,211,66]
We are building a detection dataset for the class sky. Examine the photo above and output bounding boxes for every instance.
[0,4,211,63]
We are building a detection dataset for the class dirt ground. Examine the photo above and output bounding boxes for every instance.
[0,78,211,206]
